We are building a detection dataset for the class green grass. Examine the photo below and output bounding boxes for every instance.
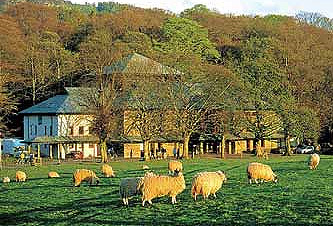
[1,155,333,225]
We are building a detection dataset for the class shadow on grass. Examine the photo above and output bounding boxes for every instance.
[0,195,126,225]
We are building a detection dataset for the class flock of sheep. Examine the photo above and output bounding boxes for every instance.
[2,153,320,206]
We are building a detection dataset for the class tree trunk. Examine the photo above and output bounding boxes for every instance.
[143,140,150,161]
[183,135,190,159]
[221,135,225,159]
[100,140,108,163]
[284,134,292,156]
[255,139,261,157]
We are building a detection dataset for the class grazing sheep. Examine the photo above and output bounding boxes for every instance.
[2,177,10,183]
[191,171,227,201]
[247,162,278,184]
[73,169,99,187]
[16,171,27,182]
[308,153,320,170]
[119,172,155,205]
[141,171,186,206]
[48,171,60,178]
[142,165,149,170]
[101,164,115,178]
[168,160,183,174]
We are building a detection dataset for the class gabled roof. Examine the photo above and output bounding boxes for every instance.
[103,53,179,75]
[19,87,93,115]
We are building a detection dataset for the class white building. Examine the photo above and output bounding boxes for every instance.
[19,87,99,159]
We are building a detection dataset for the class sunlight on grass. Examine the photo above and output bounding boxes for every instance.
[0,155,332,225]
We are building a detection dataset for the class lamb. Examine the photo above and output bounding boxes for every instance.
[141,170,186,206]
[247,162,278,184]
[191,171,227,201]
[73,169,100,187]
[119,172,155,205]
[16,171,27,182]
[48,171,60,178]
[2,177,10,183]
[168,160,183,174]
[101,164,115,178]
[308,153,320,170]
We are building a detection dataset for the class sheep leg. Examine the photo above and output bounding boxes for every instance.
[171,196,177,204]
[213,193,217,198]
[249,179,252,184]
[148,200,152,205]
[193,194,197,201]
[122,198,126,205]
[255,179,259,184]
[142,200,146,206]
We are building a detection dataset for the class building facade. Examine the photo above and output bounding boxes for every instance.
[20,88,99,159]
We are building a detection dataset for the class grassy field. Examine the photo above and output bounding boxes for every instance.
[0,155,333,226]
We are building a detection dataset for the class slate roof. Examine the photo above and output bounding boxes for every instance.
[103,53,179,75]
[19,87,93,115]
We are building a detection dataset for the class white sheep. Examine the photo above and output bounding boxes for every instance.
[191,171,227,201]
[16,171,27,182]
[308,153,320,170]
[73,169,99,187]
[2,177,10,183]
[168,160,183,174]
[141,171,186,206]
[101,164,115,177]
[247,162,278,184]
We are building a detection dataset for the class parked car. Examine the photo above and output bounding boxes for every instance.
[65,151,83,160]
[294,145,314,154]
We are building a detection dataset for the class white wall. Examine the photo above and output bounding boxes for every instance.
[23,114,98,158]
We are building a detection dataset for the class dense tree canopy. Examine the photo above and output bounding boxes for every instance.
[0,0,332,146]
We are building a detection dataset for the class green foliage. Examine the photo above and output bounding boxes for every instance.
[121,31,154,56]
[156,17,220,61]
[96,2,124,14]
[180,4,214,18]
[1,156,333,225]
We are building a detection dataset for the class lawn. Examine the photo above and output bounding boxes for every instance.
[0,155,333,226]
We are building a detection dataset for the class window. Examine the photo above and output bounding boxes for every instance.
[79,126,84,135]
[261,140,265,147]
[50,126,53,136]
[38,116,42,125]
[45,126,47,135]
[35,125,37,135]
[69,127,74,136]
[69,144,74,149]
[88,127,93,135]
[89,143,94,148]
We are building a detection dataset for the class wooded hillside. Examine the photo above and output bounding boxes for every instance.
[0,1,332,145]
